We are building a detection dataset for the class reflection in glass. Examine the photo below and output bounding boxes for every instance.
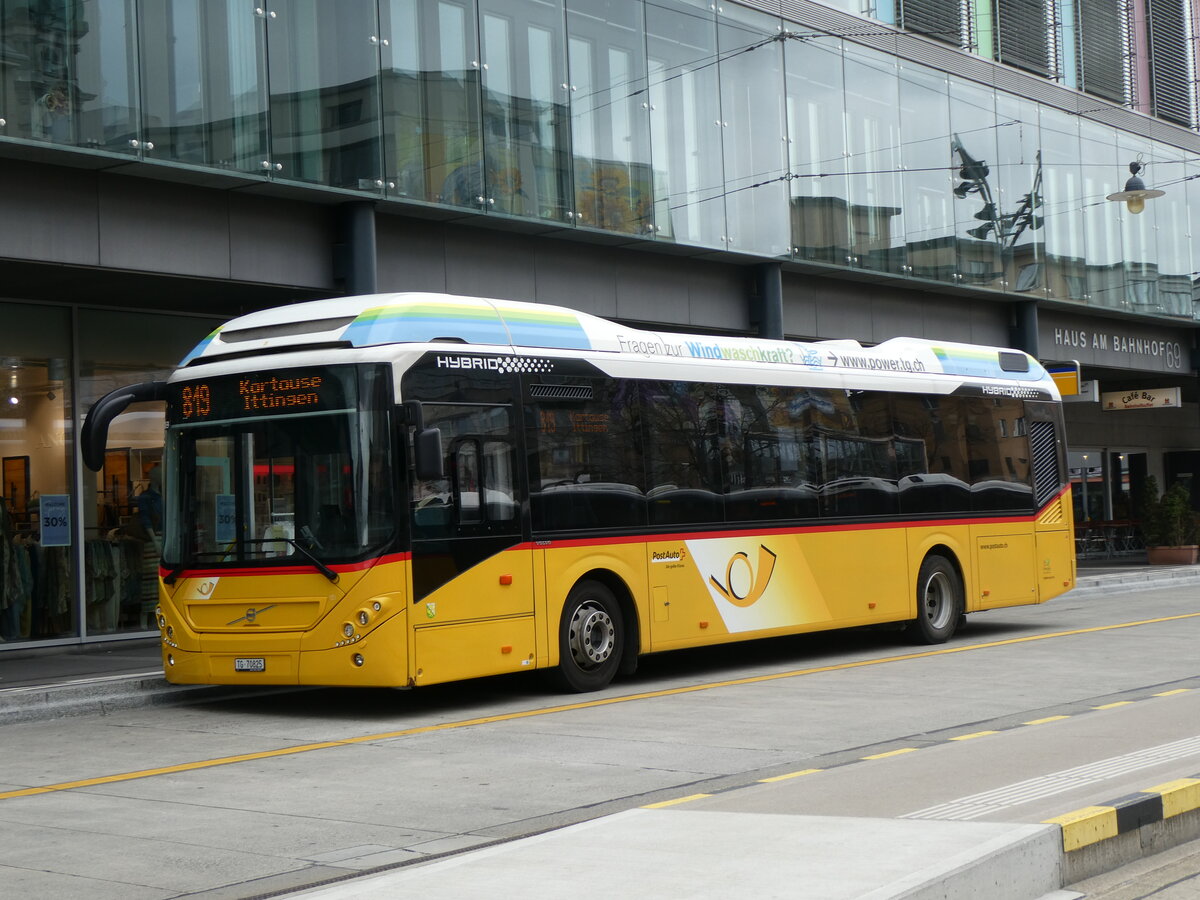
[138,1,268,172]
[843,44,904,274]
[479,0,571,221]
[950,78,1002,289]
[0,0,139,151]
[717,6,788,257]
[266,0,382,189]
[995,93,1044,298]
[381,0,483,207]
[1151,142,1193,318]
[785,34,848,265]
[1080,121,1124,310]
[646,0,725,248]
[566,0,654,235]
[898,63,952,282]
[1040,108,1084,304]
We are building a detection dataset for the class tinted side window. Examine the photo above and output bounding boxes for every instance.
[527,379,646,531]
[813,391,898,518]
[964,397,1033,512]
[893,394,970,515]
[723,383,819,521]
[643,381,725,525]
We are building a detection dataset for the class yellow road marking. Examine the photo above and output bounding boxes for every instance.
[1154,689,1191,697]
[4,610,1199,803]
[759,769,822,783]
[950,730,998,741]
[863,748,918,760]
[642,794,711,808]
[1024,715,1071,725]
[1092,701,1134,710]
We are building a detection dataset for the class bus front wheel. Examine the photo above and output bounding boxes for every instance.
[906,555,961,644]
[550,580,623,692]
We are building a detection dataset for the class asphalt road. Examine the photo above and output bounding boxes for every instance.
[1,580,1198,898]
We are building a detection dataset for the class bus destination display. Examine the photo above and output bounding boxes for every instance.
[172,368,350,422]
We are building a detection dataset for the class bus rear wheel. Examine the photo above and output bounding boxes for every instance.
[550,580,623,692]
[906,555,961,644]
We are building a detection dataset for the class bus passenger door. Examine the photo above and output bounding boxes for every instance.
[407,402,536,685]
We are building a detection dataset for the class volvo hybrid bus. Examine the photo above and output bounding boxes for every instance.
[82,292,1075,692]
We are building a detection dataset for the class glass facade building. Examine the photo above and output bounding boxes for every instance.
[0,0,1197,320]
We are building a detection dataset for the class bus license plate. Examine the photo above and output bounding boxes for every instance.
[234,658,266,672]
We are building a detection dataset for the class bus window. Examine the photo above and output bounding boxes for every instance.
[643,381,725,526]
[411,404,517,538]
[892,394,970,515]
[965,397,1034,512]
[527,378,645,531]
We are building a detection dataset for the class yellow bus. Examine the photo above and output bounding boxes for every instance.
[82,293,1075,692]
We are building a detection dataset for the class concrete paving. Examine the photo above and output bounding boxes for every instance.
[2,557,1198,899]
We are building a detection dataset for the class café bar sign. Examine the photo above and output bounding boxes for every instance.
[1101,387,1182,410]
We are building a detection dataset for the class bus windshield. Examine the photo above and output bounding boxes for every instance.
[162,365,395,570]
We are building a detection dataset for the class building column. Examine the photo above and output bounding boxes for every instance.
[1010,299,1039,358]
[336,201,378,296]
[754,262,784,340]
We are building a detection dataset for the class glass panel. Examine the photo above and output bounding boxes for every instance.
[645,0,725,248]
[1150,140,1192,318]
[643,380,725,525]
[528,377,646,531]
[266,0,382,189]
[785,33,848,265]
[898,62,953,282]
[716,5,788,257]
[995,92,1044,298]
[0,0,139,152]
[1187,166,1200,321]
[78,310,217,635]
[1080,120,1124,311]
[380,0,483,207]
[950,77,1002,289]
[843,43,904,274]
[566,0,654,235]
[0,303,75,642]
[1039,107,1083,303]
[138,1,268,173]
[478,0,571,221]
[410,403,514,539]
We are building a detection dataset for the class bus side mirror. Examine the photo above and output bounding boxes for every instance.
[81,381,169,471]
[414,427,444,481]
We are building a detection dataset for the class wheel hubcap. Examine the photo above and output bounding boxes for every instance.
[568,601,615,668]
[922,570,953,631]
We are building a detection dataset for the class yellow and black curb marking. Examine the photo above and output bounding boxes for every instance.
[1045,775,1200,852]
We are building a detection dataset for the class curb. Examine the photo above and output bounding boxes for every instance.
[1044,774,1200,883]
[0,674,297,725]
[1066,567,1200,597]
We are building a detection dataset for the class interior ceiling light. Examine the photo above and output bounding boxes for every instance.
[1106,160,1164,214]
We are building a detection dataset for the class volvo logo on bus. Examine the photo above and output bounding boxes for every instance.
[228,605,276,626]
[709,545,778,608]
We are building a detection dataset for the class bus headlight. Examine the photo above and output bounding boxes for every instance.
[352,653,364,667]
[357,610,369,626]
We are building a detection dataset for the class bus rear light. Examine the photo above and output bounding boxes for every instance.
[343,623,354,638]
[167,654,175,666]
[372,601,382,611]
[357,610,369,626]
[352,653,364,667]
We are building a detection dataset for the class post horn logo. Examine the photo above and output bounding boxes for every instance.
[709,544,778,608]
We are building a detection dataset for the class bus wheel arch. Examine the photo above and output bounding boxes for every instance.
[906,549,963,644]
[548,571,639,692]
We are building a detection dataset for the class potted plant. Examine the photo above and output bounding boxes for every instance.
[1140,477,1199,564]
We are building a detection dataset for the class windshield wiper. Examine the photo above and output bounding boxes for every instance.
[241,538,340,583]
